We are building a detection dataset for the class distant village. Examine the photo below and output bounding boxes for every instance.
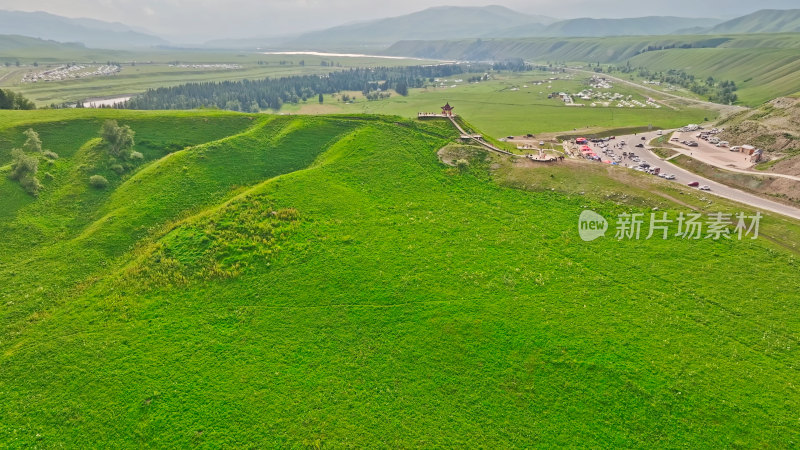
[22,64,121,83]
[548,75,661,108]
[168,64,242,70]
[20,62,243,84]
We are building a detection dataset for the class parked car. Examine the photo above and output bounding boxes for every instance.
[671,137,679,141]
[666,174,676,180]
[700,185,711,191]
[688,181,700,187]
[635,143,644,148]
[687,141,699,147]
[641,136,646,140]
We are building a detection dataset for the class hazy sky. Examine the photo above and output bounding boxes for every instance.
[2,0,798,42]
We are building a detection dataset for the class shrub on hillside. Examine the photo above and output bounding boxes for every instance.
[274,208,300,221]
[100,120,135,159]
[18,175,43,196]
[110,164,125,175]
[22,129,42,153]
[9,148,41,196]
[89,175,109,189]
[10,149,38,180]
[43,150,59,160]
[130,151,144,161]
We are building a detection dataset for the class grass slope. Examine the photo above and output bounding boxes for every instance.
[707,9,800,34]
[284,73,711,137]
[387,33,800,106]
[386,33,800,63]
[626,47,800,105]
[0,110,799,446]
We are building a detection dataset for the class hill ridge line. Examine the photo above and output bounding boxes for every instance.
[108,120,377,276]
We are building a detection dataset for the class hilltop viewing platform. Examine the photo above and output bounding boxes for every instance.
[417,112,458,118]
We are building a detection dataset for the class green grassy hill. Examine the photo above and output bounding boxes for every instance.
[626,47,800,105]
[1,110,799,446]
[524,16,720,38]
[706,9,800,34]
[387,33,800,106]
[0,34,132,64]
[385,33,800,63]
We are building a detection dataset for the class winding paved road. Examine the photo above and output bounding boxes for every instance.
[608,131,800,221]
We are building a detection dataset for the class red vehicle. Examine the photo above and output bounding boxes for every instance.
[688,181,700,187]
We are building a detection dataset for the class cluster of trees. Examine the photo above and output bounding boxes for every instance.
[467,74,490,83]
[635,38,732,56]
[101,120,136,159]
[364,91,392,101]
[121,63,530,112]
[653,69,738,104]
[88,121,141,190]
[7,122,141,197]
[8,129,56,196]
[0,89,35,110]
[489,59,533,72]
[612,65,739,104]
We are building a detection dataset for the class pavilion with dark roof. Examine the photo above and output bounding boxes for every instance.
[441,102,455,117]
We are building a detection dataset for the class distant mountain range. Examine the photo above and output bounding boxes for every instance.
[3,7,800,52]
[0,34,85,52]
[282,6,556,49]
[218,6,800,50]
[0,10,167,48]
[526,16,722,38]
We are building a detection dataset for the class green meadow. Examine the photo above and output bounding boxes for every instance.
[0,52,429,106]
[1,109,799,446]
[283,72,712,136]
